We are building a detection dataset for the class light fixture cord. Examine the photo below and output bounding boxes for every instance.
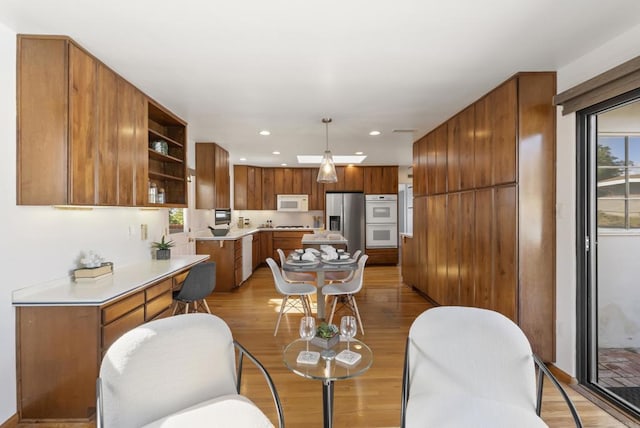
[325,121,329,151]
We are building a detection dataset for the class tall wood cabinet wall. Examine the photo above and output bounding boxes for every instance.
[412,72,556,361]
[17,35,187,207]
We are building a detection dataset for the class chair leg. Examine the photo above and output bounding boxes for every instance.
[184,302,189,314]
[306,295,313,317]
[299,296,308,317]
[201,299,212,314]
[350,295,365,335]
[274,295,289,336]
[328,296,338,325]
[171,301,180,315]
[306,295,314,317]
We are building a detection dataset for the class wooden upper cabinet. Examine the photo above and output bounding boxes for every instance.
[68,43,98,205]
[17,37,69,205]
[215,144,230,208]
[425,132,436,195]
[364,166,398,194]
[196,142,229,209]
[308,169,325,211]
[474,94,492,188]
[434,124,448,195]
[114,77,133,206]
[344,166,364,191]
[262,168,276,210]
[447,105,475,192]
[132,88,148,207]
[291,168,304,194]
[96,63,118,206]
[234,165,261,210]
[413,136,427,197]
[274,168,294,195]
[249,166,262,210]
[492,80,517,185]
[17,35,182,207]
[233,165,248,210]
[458,105,475,191]
[18,36,108,206]
[475,79,517,187]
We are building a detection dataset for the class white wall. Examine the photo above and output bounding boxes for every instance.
[0,24,171,423]
[555,22,640,375]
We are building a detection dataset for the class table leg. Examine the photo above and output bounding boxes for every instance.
[316,271,326,319]
[322,379,334,428]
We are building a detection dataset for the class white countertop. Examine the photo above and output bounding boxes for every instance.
[196,227,318,241]
[12,255,209,306]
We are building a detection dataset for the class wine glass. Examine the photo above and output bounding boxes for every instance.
[340,316,357,351]
[299,316,316,352]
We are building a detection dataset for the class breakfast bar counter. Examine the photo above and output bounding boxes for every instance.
[301,232,348,250]
[13,255,210,423]
[13,255,209,306]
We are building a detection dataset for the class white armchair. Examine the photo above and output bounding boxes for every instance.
[401,306,582,428]
[97,313,284,428]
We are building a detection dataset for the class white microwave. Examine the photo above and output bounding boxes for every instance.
[277,194,309,212]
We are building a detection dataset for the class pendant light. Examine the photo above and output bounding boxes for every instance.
[317,118,338,183]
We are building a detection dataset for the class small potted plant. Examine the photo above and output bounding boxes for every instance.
[152,236,175,260]
[311,322,340,349]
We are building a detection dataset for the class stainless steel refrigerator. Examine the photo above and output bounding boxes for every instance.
[325,192,365,252]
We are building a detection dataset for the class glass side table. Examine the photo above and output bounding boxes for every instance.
[283,338,373,428]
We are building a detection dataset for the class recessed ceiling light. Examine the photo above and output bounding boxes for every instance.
[239,157,247,161]
[369,130,381,136]
[297,155,367,164]
[272,151,280,155]
[281,163,287,166]
[355,151,364,155]
[259,130,271,136]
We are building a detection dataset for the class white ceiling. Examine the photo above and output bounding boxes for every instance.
[2,1,640,168]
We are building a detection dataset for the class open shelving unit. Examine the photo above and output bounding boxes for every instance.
[147,100,187,206]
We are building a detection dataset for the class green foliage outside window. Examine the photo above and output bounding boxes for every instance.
[169,208,184,234]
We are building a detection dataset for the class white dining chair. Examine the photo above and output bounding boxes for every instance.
[266,258,317,336]
[276,248,316,283]
[321,254,368,334]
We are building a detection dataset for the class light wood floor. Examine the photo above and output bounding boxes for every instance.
[15,265,633,428]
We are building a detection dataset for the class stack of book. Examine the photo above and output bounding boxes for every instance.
[73,262,113,282]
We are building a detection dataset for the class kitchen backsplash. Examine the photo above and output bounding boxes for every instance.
[206,210,324,229]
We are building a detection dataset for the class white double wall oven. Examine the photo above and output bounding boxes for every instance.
[365,194,398,249]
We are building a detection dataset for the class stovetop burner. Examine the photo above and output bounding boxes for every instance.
[276,225,305,228]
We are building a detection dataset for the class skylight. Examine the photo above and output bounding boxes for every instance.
[297,155,367,164]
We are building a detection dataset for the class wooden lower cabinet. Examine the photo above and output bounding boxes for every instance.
[271,230,313,260]
[260,231,273,265]
[16,278,175,421]
[365,248,399,265]
[196,239,243,291]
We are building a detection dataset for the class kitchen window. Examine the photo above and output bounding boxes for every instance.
[169,208,185,234]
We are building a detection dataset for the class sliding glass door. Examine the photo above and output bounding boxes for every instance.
[577,89,640,416]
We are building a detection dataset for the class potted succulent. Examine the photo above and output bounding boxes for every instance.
[311,322,340,349]
[152,236,175,260]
